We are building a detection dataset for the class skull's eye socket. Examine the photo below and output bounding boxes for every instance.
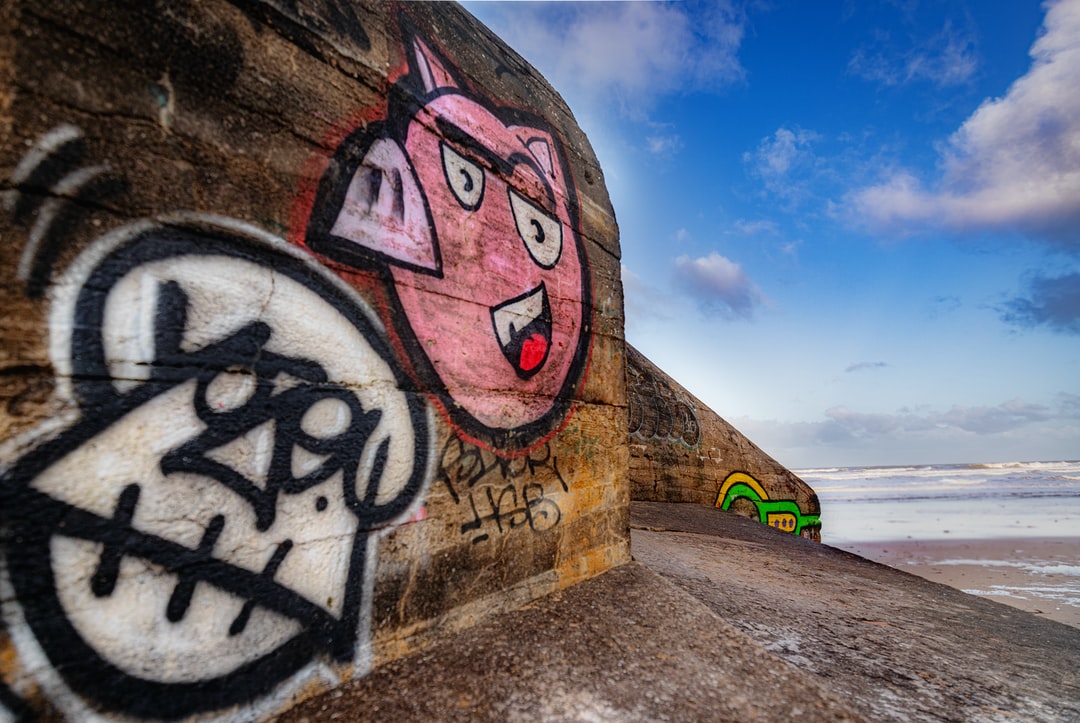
[508,188,562,269]
[441,143,484,210]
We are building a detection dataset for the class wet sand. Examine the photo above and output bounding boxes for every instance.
[837,537,1080,629]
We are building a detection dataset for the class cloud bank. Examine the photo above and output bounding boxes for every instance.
[848,0,1080,242]
[825,398,1055,437]
[735,394,1080,467]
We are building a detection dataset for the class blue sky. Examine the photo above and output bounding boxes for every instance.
[462,0,1080,468]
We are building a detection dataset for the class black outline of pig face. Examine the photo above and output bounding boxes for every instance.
[305,23,592,455]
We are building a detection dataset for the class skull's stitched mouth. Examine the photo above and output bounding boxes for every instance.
[490,283,552,380]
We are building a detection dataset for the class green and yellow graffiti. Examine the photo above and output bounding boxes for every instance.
[714,472,821,536]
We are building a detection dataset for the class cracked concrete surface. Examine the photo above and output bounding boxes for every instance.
[280,502,1080,722]
[275,561,864,723]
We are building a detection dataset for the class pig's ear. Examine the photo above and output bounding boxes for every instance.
[413,35,459,95]
[326,137,441,275]
[525,136,555,180]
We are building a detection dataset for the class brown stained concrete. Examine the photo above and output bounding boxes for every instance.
[631,501,1080,722]
[282,502,1080,722]
[1,3,628,716]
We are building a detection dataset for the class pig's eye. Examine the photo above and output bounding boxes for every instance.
[508,188,562,269]
[441,143,484,210]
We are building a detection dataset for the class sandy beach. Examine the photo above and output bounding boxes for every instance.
[837,537,1080,629]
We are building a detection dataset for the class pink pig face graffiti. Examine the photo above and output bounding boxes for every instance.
[306,32,590,450]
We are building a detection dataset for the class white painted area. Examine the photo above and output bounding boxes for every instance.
[30,240,420,681]
[4,215,435,716]
[52,536,306,682]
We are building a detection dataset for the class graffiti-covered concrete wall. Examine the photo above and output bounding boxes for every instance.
[0,2,627,719]
[627,345,820,540]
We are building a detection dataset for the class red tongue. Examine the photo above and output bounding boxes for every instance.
[520,333,548,371]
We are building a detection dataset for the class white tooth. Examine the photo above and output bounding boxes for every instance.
[493,287,544,348]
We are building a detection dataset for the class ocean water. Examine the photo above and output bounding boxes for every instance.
[797,461,1080,625]
[796,460,1080,545]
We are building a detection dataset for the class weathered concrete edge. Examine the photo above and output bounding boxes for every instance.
[627,343,821,538]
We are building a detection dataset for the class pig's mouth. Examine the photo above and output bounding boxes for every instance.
[491,283,552,379]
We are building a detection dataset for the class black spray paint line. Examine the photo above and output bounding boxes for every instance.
[627,356,702,448]
[437,435,568,544]
[4,124,125,298]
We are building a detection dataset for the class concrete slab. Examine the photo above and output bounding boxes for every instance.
[274,561,863,722]
[278,501,1080,721]
[631,501,1080,722]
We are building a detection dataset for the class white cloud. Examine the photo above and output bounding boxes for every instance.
[848,0,1080,241]
[748,128,817,178]
[744,127,822,204]
[848,20,978,88]
[779,239,803,259]
[646,134,683,157]
[465,1,747,115]
[672,252,767,320]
